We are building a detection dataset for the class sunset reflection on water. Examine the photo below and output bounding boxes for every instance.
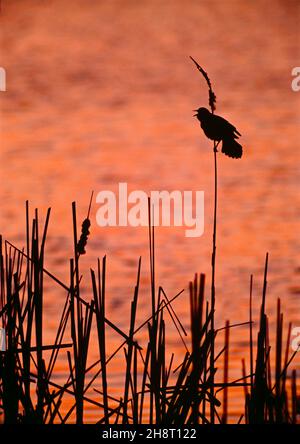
[1,0,300,422]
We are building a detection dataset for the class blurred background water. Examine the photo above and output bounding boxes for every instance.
[1,0,300,422]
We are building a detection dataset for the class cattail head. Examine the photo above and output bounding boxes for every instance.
[77,218,91,255]
[77,191,94,256]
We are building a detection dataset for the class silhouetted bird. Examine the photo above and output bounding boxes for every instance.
[194,107,243,159]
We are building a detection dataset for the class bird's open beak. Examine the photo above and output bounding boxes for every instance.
[193,109,198,117]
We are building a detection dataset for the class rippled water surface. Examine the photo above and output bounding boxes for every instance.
[1,0,300,422]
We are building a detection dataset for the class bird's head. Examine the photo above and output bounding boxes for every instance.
[193,107,211,121]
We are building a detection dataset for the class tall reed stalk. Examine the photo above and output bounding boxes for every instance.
[190,56,218,423]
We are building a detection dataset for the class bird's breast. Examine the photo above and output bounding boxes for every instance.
[201,121,223,141]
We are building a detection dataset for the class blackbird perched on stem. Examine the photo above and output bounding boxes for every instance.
[194,107,243,159]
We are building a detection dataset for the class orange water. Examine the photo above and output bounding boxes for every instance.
[1,0,300,422]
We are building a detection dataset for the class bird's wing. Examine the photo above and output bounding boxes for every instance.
[214,114,241,138]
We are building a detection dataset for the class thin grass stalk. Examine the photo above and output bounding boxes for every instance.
[265,316,272,391]
[122,258,141,423]
[202,301,209,422]
[249,254,269,423]
[91,256,109,424]
[157,310,166,423]
[291,369,297,424]
[242,359,249,400]
[275,298,283,423]
[132,346,138,423]
[1,257,19,423]
[139,343,151,424]
[189,273,205,423]
[210,142,217,424]
[148,199,155,424]
[249,275,254,390]
[221,320,230,424]
[282,322,292,395]
[23,202,33,420]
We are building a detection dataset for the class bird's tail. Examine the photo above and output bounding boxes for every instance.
[222,137,243,159]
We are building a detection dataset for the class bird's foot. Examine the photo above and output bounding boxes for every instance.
[214,141,220,153]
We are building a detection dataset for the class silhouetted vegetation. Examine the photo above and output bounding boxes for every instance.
[0,201,298,424]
